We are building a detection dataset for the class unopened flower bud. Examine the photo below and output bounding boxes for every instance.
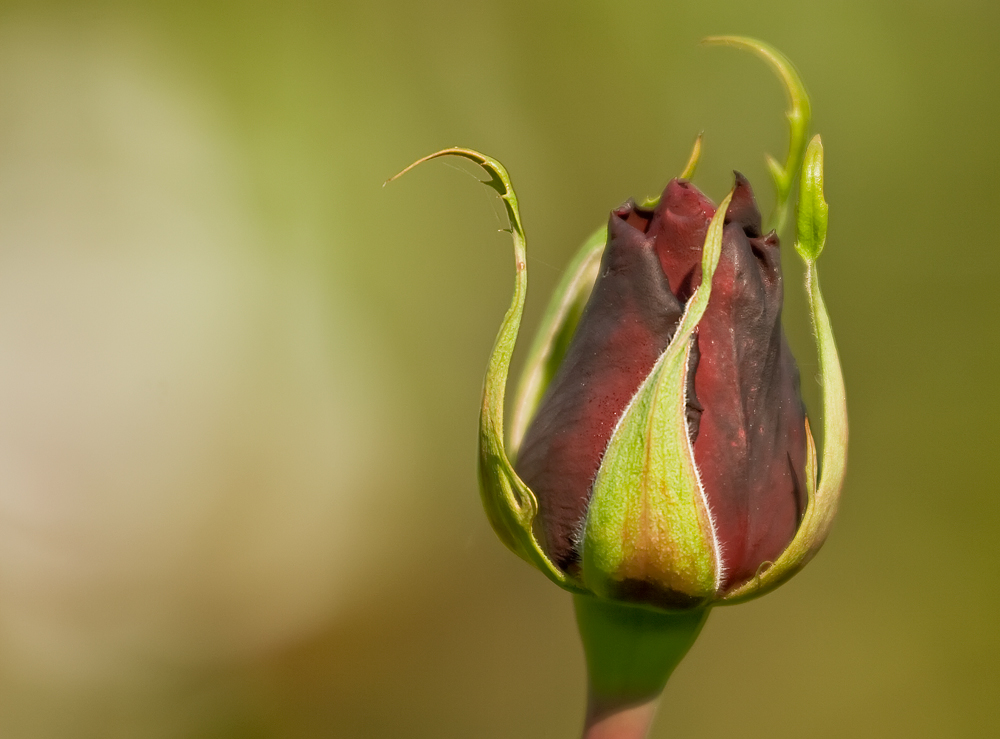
[388,35,848,739]
[516,172,814,608]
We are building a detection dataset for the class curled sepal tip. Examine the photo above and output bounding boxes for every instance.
[722,136,846,604]
[388,148,582,592]
[704,35,811,235]
[638,132,706,209]
[581,190,734,608]
[680,131,704,180]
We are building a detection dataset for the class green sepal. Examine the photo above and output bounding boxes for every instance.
[722,138,846,604]
[704,36,812,236]
[388,148,584,593]
[679,131,704,181]
[574,594,709,708]
[795,135,829,261]
[581,191,734,605]
[766,153,786,193]
[509,225,606,457]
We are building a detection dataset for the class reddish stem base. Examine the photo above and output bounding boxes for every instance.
[582,692,659,739]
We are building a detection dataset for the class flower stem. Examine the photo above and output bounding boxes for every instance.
[582,691,660,739]
[574,596,710,739]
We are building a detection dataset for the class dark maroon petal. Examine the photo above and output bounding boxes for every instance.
[687,175,808,589]
[648,178,715,302]
[514,203,683,572]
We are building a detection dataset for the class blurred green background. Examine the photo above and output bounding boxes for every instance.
[0,1,995,737]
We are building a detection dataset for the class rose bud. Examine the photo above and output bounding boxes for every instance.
[388,36,847,739]
[515,171,811,608]
[386,137,843,606]
[385,139,844,612]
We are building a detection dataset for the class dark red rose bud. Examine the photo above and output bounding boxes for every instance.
[516,173,807,594]
[398,38,848,734]
[515,203,683,572]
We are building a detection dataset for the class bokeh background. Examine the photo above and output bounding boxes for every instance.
[0,1,995,737]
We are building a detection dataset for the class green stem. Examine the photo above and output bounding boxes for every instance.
[574,596,710,739]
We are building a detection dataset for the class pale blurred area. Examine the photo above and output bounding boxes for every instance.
[0,11,420,737]
[0,2,995,738]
